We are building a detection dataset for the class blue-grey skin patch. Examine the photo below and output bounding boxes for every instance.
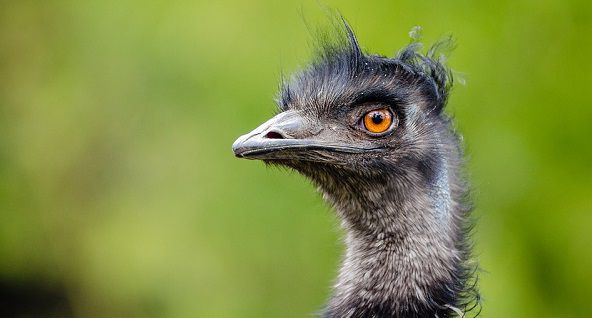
[432,160,452,223]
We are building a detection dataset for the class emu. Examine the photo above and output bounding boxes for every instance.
[232,21,479,318]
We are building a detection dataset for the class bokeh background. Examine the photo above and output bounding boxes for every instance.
[1,0,591,317]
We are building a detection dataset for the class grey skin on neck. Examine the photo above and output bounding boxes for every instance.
[232,21,478,318]
[292,119,470,318]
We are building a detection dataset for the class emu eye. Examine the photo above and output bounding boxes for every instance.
[363,109,393,134]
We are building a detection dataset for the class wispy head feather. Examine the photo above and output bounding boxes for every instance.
[279,19,455,116]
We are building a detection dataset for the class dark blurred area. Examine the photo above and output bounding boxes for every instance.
[0,279,71,317]
[0,0,590,317]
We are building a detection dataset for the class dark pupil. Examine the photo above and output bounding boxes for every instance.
[371,112,384,124]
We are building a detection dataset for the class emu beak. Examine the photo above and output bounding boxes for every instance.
[233,110,370,160]
[232,110,310,159]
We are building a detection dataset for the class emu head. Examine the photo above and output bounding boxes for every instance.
[233,23,455,205]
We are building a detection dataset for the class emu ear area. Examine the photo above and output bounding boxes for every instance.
[395,41,454,115]
[423,66,452,114]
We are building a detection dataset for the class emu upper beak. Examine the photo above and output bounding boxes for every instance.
[232,110,366,160]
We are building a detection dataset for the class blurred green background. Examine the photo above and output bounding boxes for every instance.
[1,0,591,317]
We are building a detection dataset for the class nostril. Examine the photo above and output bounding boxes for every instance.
[264,131,285,139]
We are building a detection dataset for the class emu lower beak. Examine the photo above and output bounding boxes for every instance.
[232,111,365,160]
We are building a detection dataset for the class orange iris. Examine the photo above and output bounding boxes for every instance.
[363,109,393,133]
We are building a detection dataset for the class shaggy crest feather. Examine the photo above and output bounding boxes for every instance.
[279,21,454,116]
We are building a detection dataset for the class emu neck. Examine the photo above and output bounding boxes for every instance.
[319,163,466,318]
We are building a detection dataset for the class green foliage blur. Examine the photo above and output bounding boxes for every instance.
[1,0,591,317]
